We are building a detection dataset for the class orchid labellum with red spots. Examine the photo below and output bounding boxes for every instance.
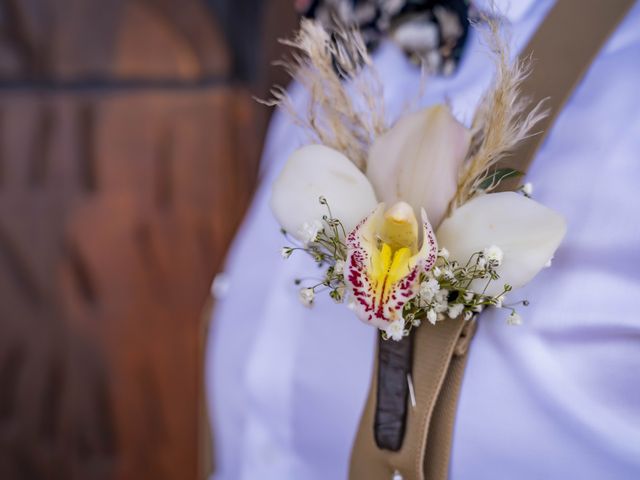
[345,202,437,329]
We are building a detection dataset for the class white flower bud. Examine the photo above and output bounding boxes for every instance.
[384,319,405,341]
[483,245,504,267]
[299,288,315,307]
[447,303,464,319]
[507,311,522,325]
[419,278,440,302]
[297,220,324,245]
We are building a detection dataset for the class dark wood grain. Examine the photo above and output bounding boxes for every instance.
[0,1,264,479]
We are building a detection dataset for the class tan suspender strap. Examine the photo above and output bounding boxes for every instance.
[349,1,635,479]
[350,317,476,480]
[501,0,636,181]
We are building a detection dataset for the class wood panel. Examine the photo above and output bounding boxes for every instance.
[0,0,230,81]
[0,84,257,479]
[0,0,260,478]
[0,0,299,476]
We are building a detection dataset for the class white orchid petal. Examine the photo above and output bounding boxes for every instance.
[436,192,567,296]
[366,104,471,226]
[270,144,378,242]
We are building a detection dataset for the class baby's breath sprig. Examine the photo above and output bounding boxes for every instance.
[280,197,349,305]
[396,245,526,338]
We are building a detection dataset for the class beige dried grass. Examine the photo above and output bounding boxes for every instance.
[259,19,387,171]
[449,16,548,212]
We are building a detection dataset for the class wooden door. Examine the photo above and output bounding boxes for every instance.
[0,1,260,478]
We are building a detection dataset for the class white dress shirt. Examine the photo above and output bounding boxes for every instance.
[206,1,640,478]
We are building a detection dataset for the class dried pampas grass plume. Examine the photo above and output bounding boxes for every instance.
[259,19,387,171]
[449,16,548,212]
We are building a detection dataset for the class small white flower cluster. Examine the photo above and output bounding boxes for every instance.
[384,319,405,341]
[283,198,350,309]
[417,277,450,325]
[396,245,527,337]
[482,245,504,269]
[297,219,324,245]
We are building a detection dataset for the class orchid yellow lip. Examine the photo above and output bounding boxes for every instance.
[345,202,437,329]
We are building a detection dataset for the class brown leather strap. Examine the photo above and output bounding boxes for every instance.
[349,1,634,479]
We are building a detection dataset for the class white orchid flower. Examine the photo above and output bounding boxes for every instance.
[270,104,566,331]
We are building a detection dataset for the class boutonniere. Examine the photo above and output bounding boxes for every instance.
[266,19,566,339]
